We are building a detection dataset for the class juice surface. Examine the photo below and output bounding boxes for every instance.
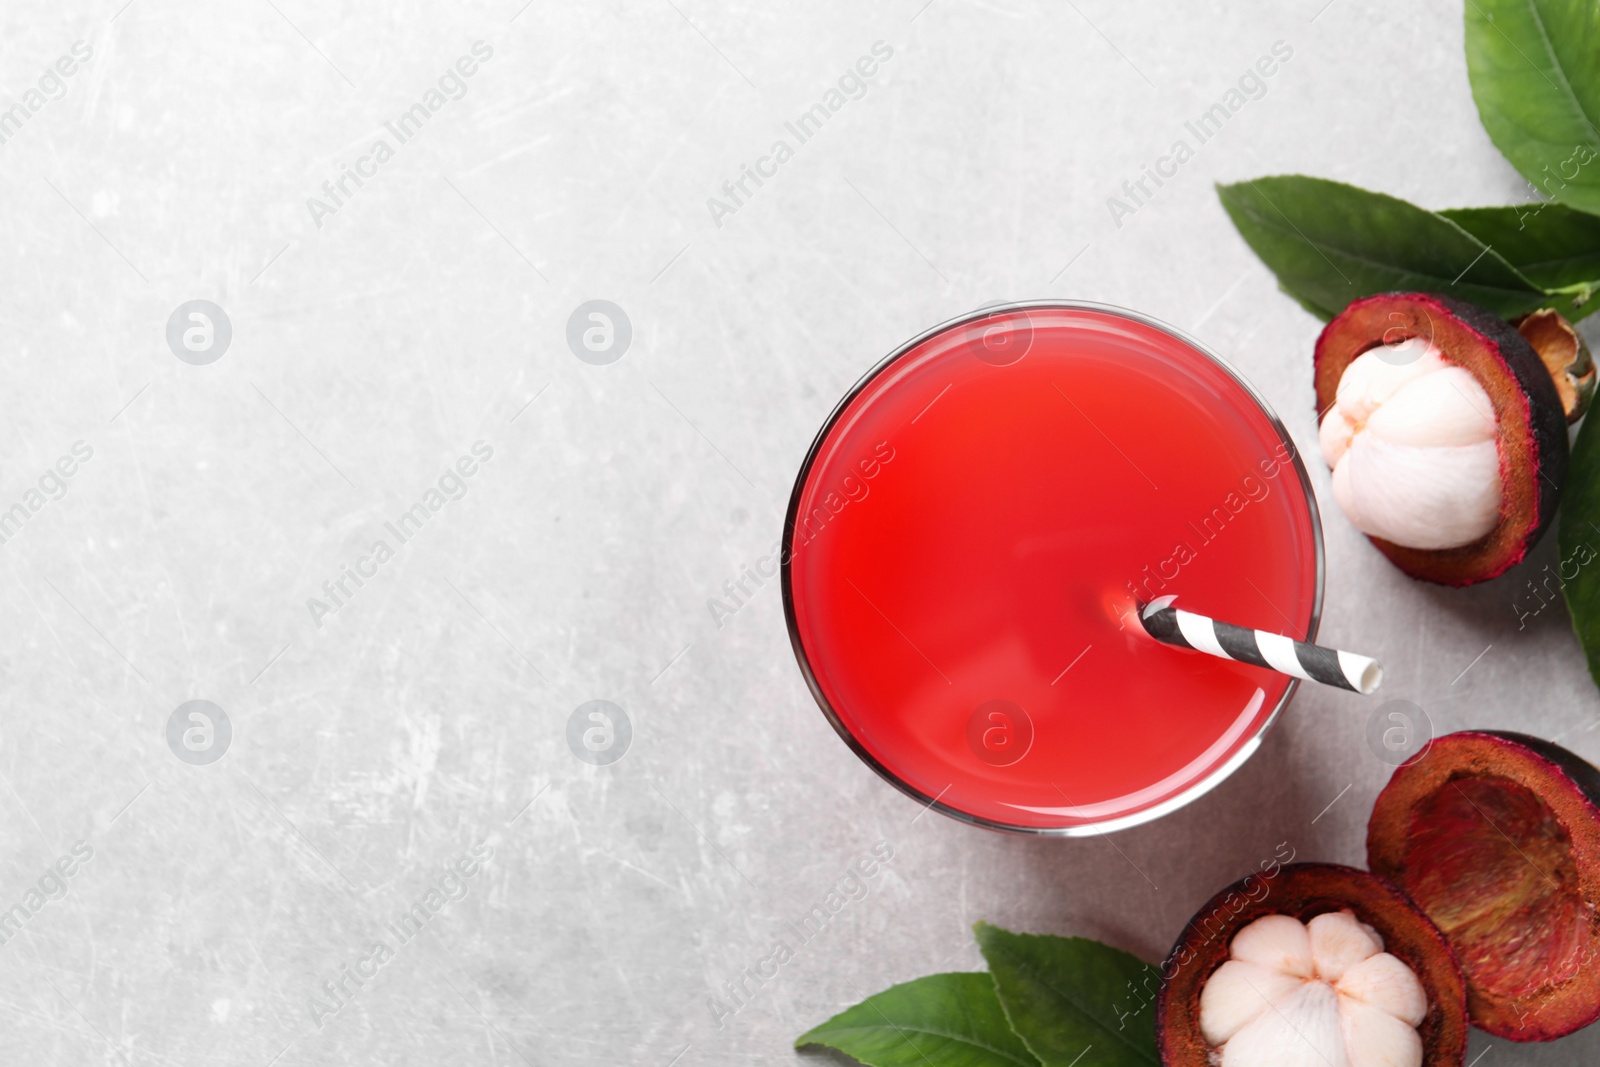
[786,306,1320,830]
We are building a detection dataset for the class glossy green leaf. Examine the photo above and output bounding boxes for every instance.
[1441,203,1600,320]
[1216,176,1548,321]
[1560,411,1600,686]
[975,922,1159,1067]
[796,972,1040,1067]
[1465,0,1600,216]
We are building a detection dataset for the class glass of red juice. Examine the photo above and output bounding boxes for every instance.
[782,302,1324,835]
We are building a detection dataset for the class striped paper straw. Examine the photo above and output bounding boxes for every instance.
[1138,595,1383,695]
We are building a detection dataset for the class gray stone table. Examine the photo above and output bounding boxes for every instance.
[0,0,1595,1064]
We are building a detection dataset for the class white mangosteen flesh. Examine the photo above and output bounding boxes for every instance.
[1319,338,1502,551]
[1198,909,1428,1067]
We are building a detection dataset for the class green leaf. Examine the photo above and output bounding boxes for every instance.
[1216,176,1549,321]
[1465,0,1600,216]
[1441,203,1600,319]
[795,972,1040,1067]
[974,922,1159,1067]
[1560,413,1600,686]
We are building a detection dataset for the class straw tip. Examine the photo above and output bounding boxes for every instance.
[1141,594,1177,620]
[1338,649,1384,695]
[1357,659,1384,695]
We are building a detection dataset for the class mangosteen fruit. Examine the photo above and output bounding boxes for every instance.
[1157,862,1469,1067]
[1368,730,1600,1041]
[1314,292,1569,587]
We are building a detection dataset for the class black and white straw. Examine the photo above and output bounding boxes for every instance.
[1138,595,1383,695]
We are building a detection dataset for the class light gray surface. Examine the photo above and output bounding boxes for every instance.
[1,1,1596,1063]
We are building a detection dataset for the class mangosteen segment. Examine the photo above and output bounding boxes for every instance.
[1313,293,1569,587]
[1157,862,1468,1067]
[1318,341,1502,551]
[1368,731,1600,1041]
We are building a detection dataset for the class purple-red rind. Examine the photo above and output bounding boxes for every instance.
[1368,731,1600,1040]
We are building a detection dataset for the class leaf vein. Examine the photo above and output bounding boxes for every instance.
[1236,203,1537,296]
[992,944,1158,1065]
[1519,0,1600,145]
[805,1025,1038,1067]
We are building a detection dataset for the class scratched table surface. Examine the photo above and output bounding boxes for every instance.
[1,0,1594,1064]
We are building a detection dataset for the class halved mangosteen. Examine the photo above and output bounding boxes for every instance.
[1314,292,1569,587]
[1157,862,1469,1067]
[1368,730,1600,1041]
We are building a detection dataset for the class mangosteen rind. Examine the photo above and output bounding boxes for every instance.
[1479,729,1600,807]
[1517,308,1596,423]
[1438,296,1569,544]
[1368,731,1600,1041]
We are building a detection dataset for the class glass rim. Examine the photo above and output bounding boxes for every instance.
[779,299,1327,837]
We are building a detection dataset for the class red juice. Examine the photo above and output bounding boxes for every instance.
[783,304,1322,833]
